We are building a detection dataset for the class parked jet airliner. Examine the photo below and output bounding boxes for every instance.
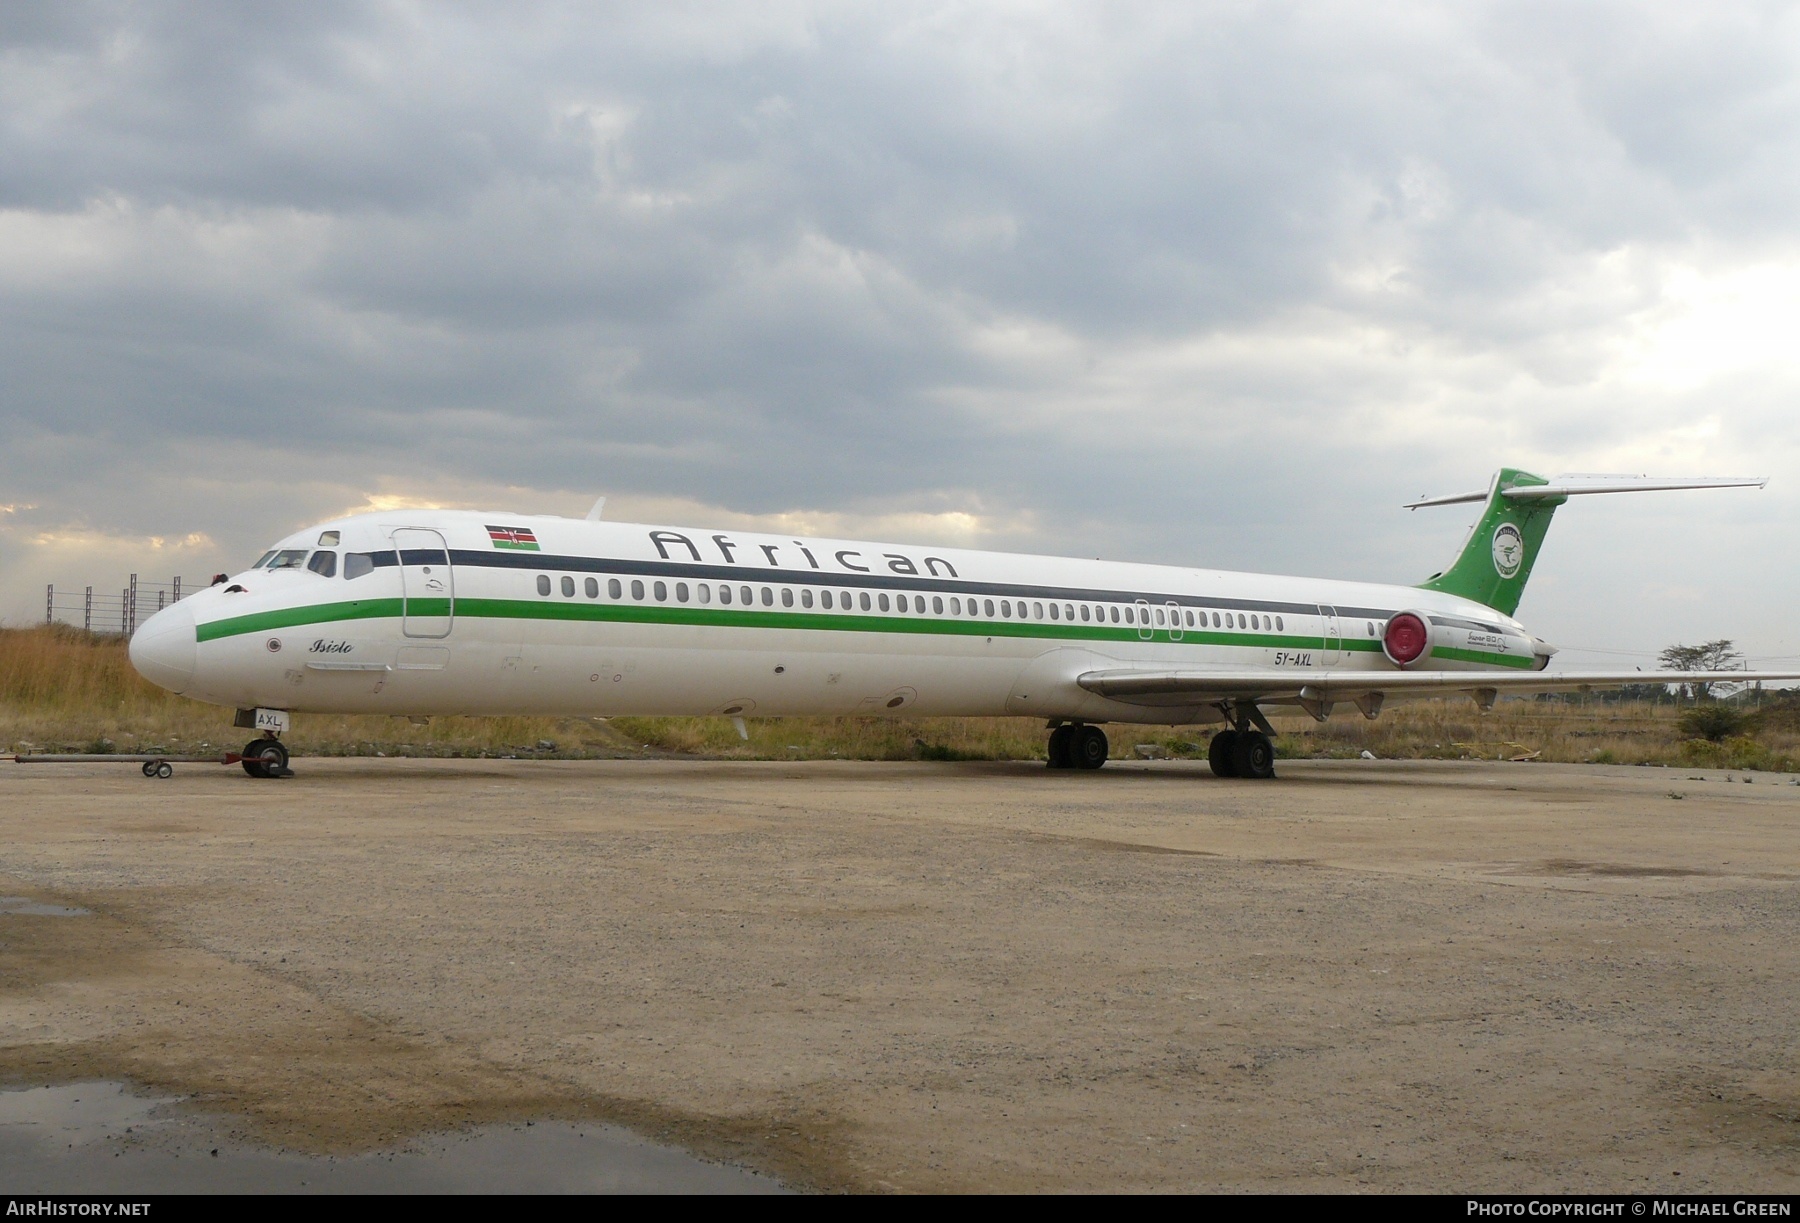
[127,468,1797,779]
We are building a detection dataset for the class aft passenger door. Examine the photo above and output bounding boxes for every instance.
[1317,604,1341,665]
[394,528,455,639]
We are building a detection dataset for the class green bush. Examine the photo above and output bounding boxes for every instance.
[1679,705,1749,743]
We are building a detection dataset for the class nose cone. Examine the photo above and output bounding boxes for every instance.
[129,601,197,694]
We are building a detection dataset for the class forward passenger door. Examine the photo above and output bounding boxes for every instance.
[394,527,455,639]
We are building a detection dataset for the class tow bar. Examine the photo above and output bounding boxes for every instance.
[10,752,287,779]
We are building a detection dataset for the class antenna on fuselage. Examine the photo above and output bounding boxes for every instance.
[586,496,606,522]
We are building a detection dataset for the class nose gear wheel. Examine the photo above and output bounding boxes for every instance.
[242,738,290,779]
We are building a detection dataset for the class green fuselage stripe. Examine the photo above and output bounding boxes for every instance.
[194,596,1534,667]
[197,598,403,641]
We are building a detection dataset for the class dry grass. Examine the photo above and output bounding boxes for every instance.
[1263,697,1800,773]
[5,624,1797,770]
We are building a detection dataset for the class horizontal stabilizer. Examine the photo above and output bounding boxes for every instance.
[1078,668,1800,709]
[1505,475,1767,500]
[1407,474,1766,509]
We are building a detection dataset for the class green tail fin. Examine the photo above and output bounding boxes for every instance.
[1417,468,1568,616]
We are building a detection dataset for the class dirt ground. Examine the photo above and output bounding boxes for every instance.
[1,753,1798,1193]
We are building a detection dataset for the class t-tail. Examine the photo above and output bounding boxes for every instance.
[1409,468,1768,617]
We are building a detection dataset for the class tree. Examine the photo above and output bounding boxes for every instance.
[1659,639,1742,701]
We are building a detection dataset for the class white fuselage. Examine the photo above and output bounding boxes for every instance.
[128,510,1543,725]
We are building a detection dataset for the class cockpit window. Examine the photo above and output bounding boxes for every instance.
[307,550,338,578]
[317,530,341,547]
[267,549,309,570]
[252,550,277,569]
[344,551,391,580]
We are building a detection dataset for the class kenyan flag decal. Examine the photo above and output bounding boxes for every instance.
[486,524,540,551]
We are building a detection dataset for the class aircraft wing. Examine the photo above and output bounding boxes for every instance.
[1077,668,1800,709]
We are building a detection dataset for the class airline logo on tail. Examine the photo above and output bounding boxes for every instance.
[485,524,540,551]
[1491,523,1523,578]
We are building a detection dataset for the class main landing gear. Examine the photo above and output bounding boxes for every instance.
[241,736,291,779]
[1208,728,1276,780]
[1047,723,1109,770]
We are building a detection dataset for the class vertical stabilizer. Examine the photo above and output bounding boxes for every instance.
[1416,468,1565,616]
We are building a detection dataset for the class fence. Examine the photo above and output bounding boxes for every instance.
[44,575,197,637]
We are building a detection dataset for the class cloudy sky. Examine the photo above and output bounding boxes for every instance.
[3,1,1798,666]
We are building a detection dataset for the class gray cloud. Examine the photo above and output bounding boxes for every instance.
[3,1,1799,666]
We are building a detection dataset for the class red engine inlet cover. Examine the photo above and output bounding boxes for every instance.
[1383,612,1431,666]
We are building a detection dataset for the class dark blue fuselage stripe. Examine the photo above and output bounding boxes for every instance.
[356,547,1522,633]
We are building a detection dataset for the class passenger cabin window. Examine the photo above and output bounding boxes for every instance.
[654,581,667,601]
[561,576,576,597]
[801,589,813,608]
[1277,617,1284,631]
[781,588,793,607]
[760,587,772,606]
[537,575,552,596]
[677,582,690,603]
[585,577,599,598]
[720,584,732,604]
[878,593,890,612]
[609,578,622,598]
[631,580,645,600]
[698,583,711,603]
[820,590,831,609]
[307,551,337,578]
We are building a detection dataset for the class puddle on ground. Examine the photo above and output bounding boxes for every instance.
[0,897,90,917]
[0,1083,787,1194]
